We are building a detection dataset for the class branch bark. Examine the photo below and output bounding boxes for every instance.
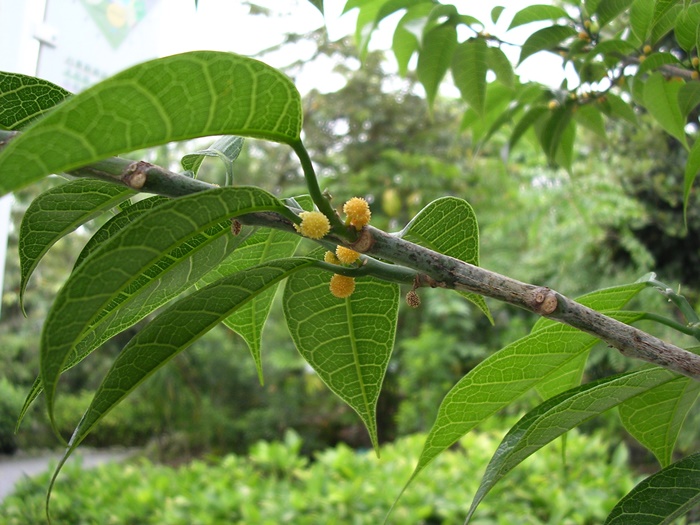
[1,127,699,380]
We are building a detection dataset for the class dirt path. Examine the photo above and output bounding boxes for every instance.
[0,448,135,501]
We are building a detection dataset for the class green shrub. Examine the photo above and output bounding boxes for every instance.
[0,378,23,454]
[0,426,638,524]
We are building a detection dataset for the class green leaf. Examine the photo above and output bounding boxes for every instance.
[575,103,607,139]
[620,371,700,467]
[518,25,577,66]
[198,203,310,384]
[417,22,457,108]
[181,135,245,182]
[401,196,492,323]
[487,47,514,87]
[602,92,638,125]
[19,179,134,310]
[630,0,654,44]
[16,208,253,432]
[73,196,169,270]
[604,452,700,524]
[392,3,435,76]
[596,0,634,28]
[402,310,644,496]
[636,52,682,76]
[39,186,290,432]
[451,38,488,115]
[537,105,573,163]
[490,6,505,24]
[283,262,400,454]
[0,51,302,195]
[54,258,315,488]
[650,3,682,44]
[684,139,700,221]
[0,72,71,130]
[509,106,548,150]
[507,4,569,30]
[466,367,680,523]
[678,82,700,119]
[307,0,324,15]
[643,72,688,149]
[674,5,700,51]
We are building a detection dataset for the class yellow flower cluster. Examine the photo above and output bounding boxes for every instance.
[295,211,330,239]
[335,246,360,264]
[329,274,356,299]
[343,197,371,230]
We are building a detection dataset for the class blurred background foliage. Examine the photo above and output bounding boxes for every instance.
[1,30,698,476]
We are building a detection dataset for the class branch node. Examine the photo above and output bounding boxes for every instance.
[122,161,150,190]
[349,227,375,253]
[529,287,558,315]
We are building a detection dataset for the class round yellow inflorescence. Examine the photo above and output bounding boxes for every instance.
[343,197,371,230]
[295,211,330,239]
[335,246,361,265]
[324,251,340,264]
[329,274,356,299]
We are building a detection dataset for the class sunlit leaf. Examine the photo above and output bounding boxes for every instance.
[0,51,302,195]
[399,309,644,500]
[0,71,71,130]
[643,72,688,149]
[604,452,700,524]
[629,0,654,44]
[451,38,488,116]
[53,258,316,495]
[284,260,400,454]
[39,186,291,432]
[596,0,634,27]
[466,367,680,523]
[636,52,682,76]
[674,5,700,51]
[619,373,700,467]
[650,3,682,44]
[417,22,457,108]
[19,179,134,309]
[507,4,568,30]
[490,5,505,24]
[518,25,577,66]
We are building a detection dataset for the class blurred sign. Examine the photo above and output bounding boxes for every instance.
[37,0,163,92]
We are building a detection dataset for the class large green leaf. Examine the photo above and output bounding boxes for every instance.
[629,0,654,44]
[52,258,315,492]
[283,262,400,454]
[650,3,682,44]
[619,373,700,467]
[643,72,688,149]
[401,196,492,323]
[198,195,313,384]
[678,82,700,120]
[674,5,700,51]
[466,367,681,523]
[19,179,134,309]
[507,4,569,30]
[401,308,645,496]
[0,51,302,195]
[596,0,634,27]
[0,71,71,130]
[518,25,577,66]
[417,22,457,108]
[392,3,435,76]
[604,452,700,524]
[451,38,488,116]
[39,186,291,431]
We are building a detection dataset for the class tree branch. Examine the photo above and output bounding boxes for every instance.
[2,127,699,380]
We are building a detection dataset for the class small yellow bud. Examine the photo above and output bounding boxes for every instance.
[343,197,372,230]
[638,55,646,63]
[548,100,559,110]
[336,246,361,264]
[692,71,700,80]
[329,274,356,298]
[324,251,340,264]
[692,57,699,68]
[643,44,652,55]
[295,211,330,239]
[583,20,591,29]
[578,31,590,41]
